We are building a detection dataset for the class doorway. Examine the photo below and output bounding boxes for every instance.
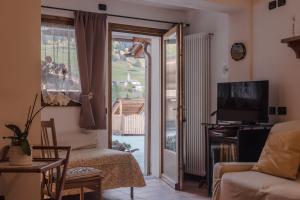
[111,31,149,174]
[108,24,165,175]
[161,25,210,196]
[108,23,210,196]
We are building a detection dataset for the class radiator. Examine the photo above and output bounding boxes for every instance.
[184,33,211,176]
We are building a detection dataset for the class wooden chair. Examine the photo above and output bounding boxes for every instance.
[32,145,71,200]
[41,118,103,200]
[64,167,102,200]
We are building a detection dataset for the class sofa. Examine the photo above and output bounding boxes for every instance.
[213,120,300,200]
[213,162,300,200]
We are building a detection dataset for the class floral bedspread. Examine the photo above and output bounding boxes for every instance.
[66,148,145,191]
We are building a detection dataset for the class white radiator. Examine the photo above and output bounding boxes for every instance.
[184,33,211,176]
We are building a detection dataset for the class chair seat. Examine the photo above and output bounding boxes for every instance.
[66,167,102,181]
[221,171,300,200]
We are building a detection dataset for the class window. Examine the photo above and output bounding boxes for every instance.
[41,21,81,106]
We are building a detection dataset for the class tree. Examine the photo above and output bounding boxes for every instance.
[112,81,121,103]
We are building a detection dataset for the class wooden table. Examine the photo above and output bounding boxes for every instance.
[0,158,64,200]
[0,158,64,173]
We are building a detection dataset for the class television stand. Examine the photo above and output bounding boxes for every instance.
[241,121,258,126]
[205,124,271,196]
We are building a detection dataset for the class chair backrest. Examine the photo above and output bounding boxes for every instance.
[41,118,59,158]
[32,146,71,200]
[40,119,70,200]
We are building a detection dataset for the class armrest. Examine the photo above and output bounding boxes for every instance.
[212,162,256,200]
[214,162,256,179]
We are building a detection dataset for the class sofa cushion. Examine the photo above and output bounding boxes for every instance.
[270,120,300,134]
[264,177,300,200]
[221,171,300,200]
[252,128,300,179]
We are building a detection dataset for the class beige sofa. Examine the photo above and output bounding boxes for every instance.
[213,120,300,200]
[213,162,300,200]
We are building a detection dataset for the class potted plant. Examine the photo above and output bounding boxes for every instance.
[3,94,45,166]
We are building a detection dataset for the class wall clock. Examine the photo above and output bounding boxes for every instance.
[231,43,246,61]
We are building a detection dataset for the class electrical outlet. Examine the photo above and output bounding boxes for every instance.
[98,4,107,11]
[269,0,277,10]
[278,0,286,7]
[269,106,276,115]
[277,107,287,115]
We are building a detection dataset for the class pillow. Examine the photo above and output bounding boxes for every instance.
[57,131,98,150]
[252,127,300,179]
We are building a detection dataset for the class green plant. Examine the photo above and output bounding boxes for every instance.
[3,94,46,156]
[112,140,132,152]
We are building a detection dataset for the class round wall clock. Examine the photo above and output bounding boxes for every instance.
[231,43,246,61]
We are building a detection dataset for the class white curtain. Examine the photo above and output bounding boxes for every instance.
[41,22,81,106]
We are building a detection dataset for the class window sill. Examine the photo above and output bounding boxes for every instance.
[41,99,81,107]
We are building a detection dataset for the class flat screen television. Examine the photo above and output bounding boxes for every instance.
[217,80,269,124]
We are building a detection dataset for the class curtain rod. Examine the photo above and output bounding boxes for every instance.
[41,6,190,27]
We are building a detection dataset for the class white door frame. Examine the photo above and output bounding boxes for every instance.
[107,23,167,175]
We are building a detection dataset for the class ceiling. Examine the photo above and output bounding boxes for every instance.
[116,0,242,12]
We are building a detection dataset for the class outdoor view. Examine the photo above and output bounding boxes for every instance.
[111,36,147,172]
[41,23,81,105]
[165,34,177,152]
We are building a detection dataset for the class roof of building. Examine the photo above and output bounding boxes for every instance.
[112,98,145,115]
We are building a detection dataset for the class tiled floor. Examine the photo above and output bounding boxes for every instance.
[63,176,211,200]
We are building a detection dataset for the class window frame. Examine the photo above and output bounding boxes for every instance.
[42,14,74,26]
[41,15,81,107]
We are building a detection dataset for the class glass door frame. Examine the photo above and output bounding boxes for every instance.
[161,24,184,190]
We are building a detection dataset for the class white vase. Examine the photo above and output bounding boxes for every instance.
[8,145,32,166]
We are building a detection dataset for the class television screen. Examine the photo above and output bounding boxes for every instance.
[217,80,269,123]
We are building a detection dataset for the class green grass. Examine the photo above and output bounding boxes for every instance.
[111,40,146,102]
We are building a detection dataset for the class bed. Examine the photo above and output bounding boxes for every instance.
[67,148,145,190]
[41,118,145,197]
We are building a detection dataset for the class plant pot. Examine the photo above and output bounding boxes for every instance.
[8,145,32,166]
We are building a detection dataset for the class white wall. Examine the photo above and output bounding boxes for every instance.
[185,1,253,121]
[0,1,40,146]
[227,1,253,81]
[41,0,188,148]
[187,0,300,122]
[0,1,41,199]
[42,0,187,29]
[200,0,253,82]
[186,10,229,122]
[253,0,300,121]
